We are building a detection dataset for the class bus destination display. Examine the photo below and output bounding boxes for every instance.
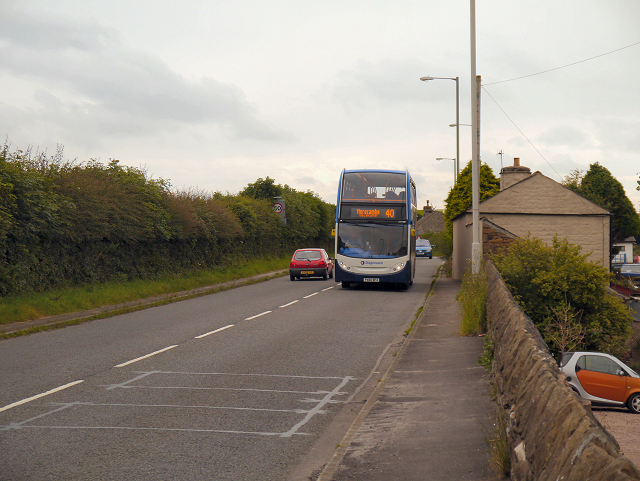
[347,206,403,220]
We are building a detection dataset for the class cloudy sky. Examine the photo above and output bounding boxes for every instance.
[1,1,639,211]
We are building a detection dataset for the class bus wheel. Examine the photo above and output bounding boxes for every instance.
[341,282,350,289]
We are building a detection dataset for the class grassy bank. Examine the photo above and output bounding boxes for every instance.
[0,256,290,326]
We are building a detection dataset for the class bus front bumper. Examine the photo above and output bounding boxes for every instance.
[334,261,412,285]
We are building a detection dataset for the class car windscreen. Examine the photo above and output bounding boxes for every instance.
[337,223,408,258]
[416,239,431,247]
[621,265,640,273]
[294,251,322,260]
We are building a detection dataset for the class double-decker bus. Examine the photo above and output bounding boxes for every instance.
[334,169,417,289]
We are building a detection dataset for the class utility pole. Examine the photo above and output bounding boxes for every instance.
[470,0,481,275]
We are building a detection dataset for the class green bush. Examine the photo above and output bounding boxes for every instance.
[492,235,633,357]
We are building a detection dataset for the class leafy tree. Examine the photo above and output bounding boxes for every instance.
[240,176,282,200]
[492,235,633,357]
[564,163,640,247]
[443,160,500,234]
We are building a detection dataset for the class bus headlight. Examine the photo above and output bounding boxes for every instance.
[338,260,352,271]
[391,262,406,272]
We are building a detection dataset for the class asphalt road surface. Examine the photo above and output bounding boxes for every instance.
[0,258,440,481]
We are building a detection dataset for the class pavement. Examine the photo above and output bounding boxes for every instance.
[318,276,495,481]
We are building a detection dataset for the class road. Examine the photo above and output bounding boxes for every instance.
[0,259,440,481]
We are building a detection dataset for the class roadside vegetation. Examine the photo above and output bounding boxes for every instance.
[492,235,633,360]
[420,229,452,259]
[0,142,334,303]
[457,261,488,336]
[1,255,290,328]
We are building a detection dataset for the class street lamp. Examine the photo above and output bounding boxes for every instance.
[436,157,456,185]
[420,76,460,178]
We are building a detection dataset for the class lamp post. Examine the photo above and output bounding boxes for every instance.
[420,76,460,179]
[436,158,456,185]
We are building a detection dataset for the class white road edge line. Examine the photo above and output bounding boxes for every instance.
[279,300,299,308]
[303,292,319,298]
[115,345,178,368]
[245,311,272,320]
[322,286,334,291]
[0,380,84,413]
[195,324,234,339]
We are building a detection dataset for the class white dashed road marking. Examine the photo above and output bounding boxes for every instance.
[115,345,178,368]
[279,300,299,308]
[195,324,234,339]
[245,311,272,320]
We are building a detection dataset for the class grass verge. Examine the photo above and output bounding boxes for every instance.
[484,405,511,478]
[1,256,290,329]
[457,262,488,336]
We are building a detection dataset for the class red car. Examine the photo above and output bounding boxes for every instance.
[289,248,334,281]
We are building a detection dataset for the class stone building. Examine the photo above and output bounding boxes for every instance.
[416,201,445,236]
[451,158,611,280]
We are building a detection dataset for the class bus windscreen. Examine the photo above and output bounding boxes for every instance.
[342,172,407,202]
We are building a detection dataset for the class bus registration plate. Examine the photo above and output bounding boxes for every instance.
[363,278,380,282]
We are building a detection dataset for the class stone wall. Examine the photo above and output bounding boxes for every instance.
[486,262,640,480]
[483,220,517,256]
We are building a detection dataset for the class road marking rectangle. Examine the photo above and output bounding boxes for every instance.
[303,292,318,298]
[115,345,178,368]
[0,380,84,413]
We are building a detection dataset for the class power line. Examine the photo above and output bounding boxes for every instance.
[481,86,563,182]
[482,86,599,213]
[484,40,640,86]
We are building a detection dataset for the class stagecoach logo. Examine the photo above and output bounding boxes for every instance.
[361,260,384,265]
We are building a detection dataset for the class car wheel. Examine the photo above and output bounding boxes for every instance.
[342,281,350,289]
[322,269,328,280]
[429,255,432,259]
[329,268,333,279]
[627,393,640,414]
[290,273,295,281]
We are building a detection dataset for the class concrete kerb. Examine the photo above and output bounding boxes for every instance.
[1,269,288,336]
[316,265,444,481]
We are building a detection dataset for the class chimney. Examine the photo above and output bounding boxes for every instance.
[423,200,433,213]
[500,157,531,190]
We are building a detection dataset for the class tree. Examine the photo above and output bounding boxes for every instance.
[543,300,586,361]
[564,163,640,247]
[443,160,500,234]
[239,176,282,200]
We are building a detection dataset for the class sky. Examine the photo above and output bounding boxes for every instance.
[1,0,639,212]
